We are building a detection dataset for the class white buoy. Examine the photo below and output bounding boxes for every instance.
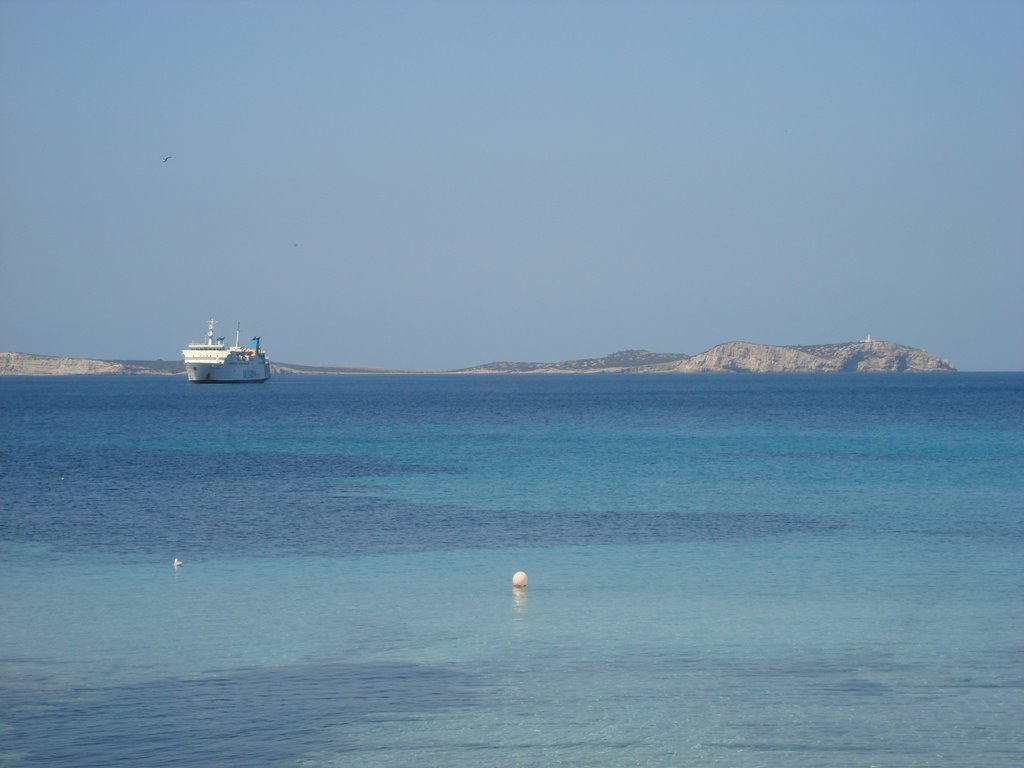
[173,558,183,568]
[512,571,528,588]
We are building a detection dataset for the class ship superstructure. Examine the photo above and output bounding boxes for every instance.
[182,319,271,383]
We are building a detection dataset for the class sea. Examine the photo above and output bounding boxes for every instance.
[0,373,1021,767]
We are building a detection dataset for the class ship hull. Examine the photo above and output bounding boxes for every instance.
[185,360,271,383]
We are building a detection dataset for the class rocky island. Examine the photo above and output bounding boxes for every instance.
[458,340,955,374]
[0,353,182,376]
[1,339,955,376]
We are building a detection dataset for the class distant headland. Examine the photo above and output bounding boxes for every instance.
[0,340,956,376]
[455,340,955,374]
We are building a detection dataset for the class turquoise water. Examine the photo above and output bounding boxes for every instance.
[1,374,1021,766]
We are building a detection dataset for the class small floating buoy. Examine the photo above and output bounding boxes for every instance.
[512,571,528,588]
[173,558,183,568]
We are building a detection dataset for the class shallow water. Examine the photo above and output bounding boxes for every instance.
[1,374,1021,766]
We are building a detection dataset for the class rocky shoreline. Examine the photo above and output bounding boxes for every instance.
[457,340,955,373]
[1,340,956,376]
[0,353,177,376]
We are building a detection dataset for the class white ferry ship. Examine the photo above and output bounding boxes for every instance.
[182,320,271,383]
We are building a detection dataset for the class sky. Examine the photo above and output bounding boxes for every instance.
[1,0,1022,371]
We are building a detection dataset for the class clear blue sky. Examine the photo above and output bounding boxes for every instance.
[1,0,1021,371]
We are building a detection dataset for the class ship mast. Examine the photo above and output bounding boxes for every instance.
[206,319,217,345]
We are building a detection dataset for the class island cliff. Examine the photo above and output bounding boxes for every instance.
[666,340,954,374]
[0,340,955,376]
[459,340,955,374]
[0,353,180,376]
